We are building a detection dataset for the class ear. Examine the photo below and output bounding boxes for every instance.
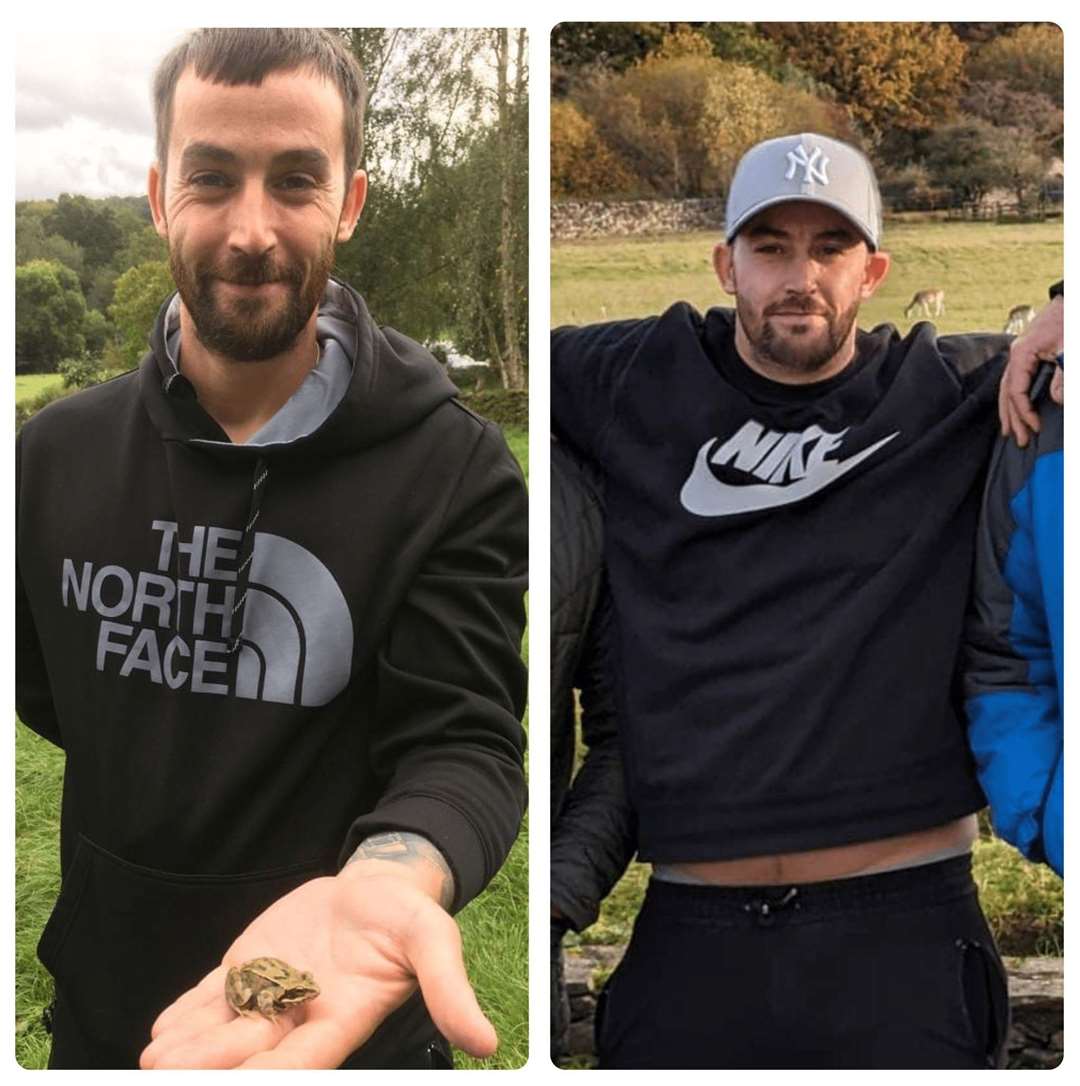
[860,249,891,300]
[336,169,368,242]
[713,241,736,296]
[147,163,168,240]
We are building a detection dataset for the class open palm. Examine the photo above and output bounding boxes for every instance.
[139,872,496,1069]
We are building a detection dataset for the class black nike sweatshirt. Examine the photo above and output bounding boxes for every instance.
[17,279,527,1067]
[552,303,1007,862]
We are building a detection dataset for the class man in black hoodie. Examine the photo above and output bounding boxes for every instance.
[17,29,527,1070]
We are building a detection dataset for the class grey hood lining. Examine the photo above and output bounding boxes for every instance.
[163,294,354,449]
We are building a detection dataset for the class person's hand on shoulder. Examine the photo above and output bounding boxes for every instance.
[139,835,495,1069]
[1000,291,1064,447]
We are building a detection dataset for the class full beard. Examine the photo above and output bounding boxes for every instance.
[169,242,334,362]
[739,296,860,376]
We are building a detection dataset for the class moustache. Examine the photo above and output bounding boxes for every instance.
[765,298,831,318]
[206,256,303,288]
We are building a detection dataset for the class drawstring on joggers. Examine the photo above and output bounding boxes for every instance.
[744,886,800,926]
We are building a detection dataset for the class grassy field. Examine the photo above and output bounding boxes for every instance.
[15,373,63,405]
[15,425,529,1070]
[552,218,1063,334]
[553,219,1064,972]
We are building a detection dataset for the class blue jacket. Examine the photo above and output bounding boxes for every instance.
[964,393,1063,875]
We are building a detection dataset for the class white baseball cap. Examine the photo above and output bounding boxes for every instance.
[725,133,883,250]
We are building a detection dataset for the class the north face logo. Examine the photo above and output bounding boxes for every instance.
[680,419,899,516]
[785,144,829,185]
[60,521,353,707]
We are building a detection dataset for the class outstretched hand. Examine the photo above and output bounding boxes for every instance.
[999,293,1064,447]
[139,867,496,1069]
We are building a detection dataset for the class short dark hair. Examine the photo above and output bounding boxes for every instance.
[153,28,367,180]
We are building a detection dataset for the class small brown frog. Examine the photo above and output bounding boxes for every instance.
[225,957,320,1020]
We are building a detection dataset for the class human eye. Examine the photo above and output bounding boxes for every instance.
[277,174,318,194]
[190,172,231,189]
[817,238,853,259]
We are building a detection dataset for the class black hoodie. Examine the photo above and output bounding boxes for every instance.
[16,279,527,1068]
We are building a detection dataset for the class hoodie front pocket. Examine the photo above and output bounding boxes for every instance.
[37,834,334,1068]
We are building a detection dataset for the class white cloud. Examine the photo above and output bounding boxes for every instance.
[15,29,188,200]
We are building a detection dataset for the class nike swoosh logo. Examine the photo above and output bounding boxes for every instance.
[679,431,900,516]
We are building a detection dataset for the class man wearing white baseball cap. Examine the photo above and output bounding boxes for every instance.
[551,131,1046,1068]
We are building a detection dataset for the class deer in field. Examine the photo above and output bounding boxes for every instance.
[904,289,945,320]
[1004,304,1036,335]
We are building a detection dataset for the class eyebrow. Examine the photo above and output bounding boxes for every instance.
[179,143,333,175]
[744,223,858,245]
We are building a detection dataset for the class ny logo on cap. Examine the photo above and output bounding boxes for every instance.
[785,144,830,185]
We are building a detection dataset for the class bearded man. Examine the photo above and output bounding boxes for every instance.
[551,132,1050,1068]
[17,28,527,1070]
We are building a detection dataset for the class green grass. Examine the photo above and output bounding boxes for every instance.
[504,426,528,483]
[552,219,1063,335]
[15,722,65,1070]
[16,373,63,405]
[15,431,530,1070]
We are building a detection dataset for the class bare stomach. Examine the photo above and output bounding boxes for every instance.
[663,815,978,885]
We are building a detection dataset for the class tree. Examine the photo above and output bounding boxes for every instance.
[697,23,787,75]
[551,22,669,79]
[948,23,1027,46]
[572,46,851,199]
[763,23,968,144]
[491,28,527,390]
[551,100,635,198]
[108,261,175,367]
[15,214,87,281]
[16,260,88,372]
[333,27,489,339]
[82,308,110,356]
[987,127,1054,208]
[332,29,528,385]
[960,81,1063,156]
[44,193,124,270]
[923,118,1010,207]
[113,225,169,274]
[966,23,1063,107]
[442,126,527,379]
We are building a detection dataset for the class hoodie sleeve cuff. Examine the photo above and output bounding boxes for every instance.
[338,795,489,914]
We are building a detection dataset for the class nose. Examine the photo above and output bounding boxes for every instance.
[782,255,821,297]
[226,179,276,257]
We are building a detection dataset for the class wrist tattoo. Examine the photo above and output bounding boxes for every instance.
[347,831,455,910]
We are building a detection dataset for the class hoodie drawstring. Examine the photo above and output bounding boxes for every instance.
[228,455,270,658]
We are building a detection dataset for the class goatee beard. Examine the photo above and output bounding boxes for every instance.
[740,296,859,376]
[169,244,334,362]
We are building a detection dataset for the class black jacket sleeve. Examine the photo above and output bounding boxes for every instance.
[338,420,528,912]
[550,586,637,931]
[551,318,656,461]
[15,430,63,747]
[937,332,1011,382]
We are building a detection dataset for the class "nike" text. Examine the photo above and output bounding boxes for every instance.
[679,420,900,516]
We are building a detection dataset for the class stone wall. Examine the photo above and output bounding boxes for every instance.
[563,946,1063,1069]
[551,198,725,240]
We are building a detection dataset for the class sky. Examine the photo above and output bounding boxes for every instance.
[13,27,508,203]
[16,30,190,201]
